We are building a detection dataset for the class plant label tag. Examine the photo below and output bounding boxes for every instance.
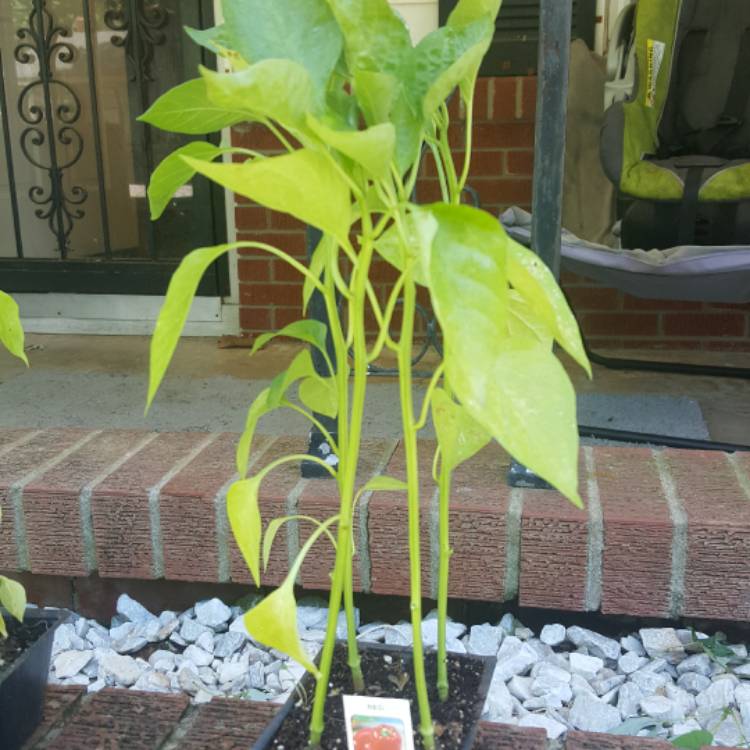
[342,694,415,750]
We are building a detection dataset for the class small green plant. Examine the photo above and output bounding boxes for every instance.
[0,290,29,636]
[143,0,589,745]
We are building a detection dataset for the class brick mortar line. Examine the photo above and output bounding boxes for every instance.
[727,452,750,502]
[148,434,219,579]
[583,447,603,611]
[358,439,399,595]
[653,450,687,619]
[10,431,100,570]
[0,428,42,460]
[503,488,524,601]
[78,433,160,574]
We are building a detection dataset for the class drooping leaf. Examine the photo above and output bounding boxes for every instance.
[236,388,271,478]
[507,290,553,346]
[221,0,343,98]
[431,388,490,472]
[506,236,591,376]
[148,243,237,409]
[227,478,263,587]
[303,235,334,313]
[447,0,503,27]
[138,79,247,134]
[243,580,319,675]
[184,25,248,70]
[373,207,437,286]
[306,116,395,179]
[0,576,26,622]
[262,515,337,571]
[360,476,408,493]
[0,291,28,365]
[201,60,315,129]
[427,204,582,506]
[671,730,714,749]
[184,150,351,244]
[299,376,338,418]
[250,320,329,360]
[148,141,221,220]
[267,350,318,409]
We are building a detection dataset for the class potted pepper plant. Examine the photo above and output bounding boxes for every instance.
[143,0,589,747]
[0,291,68,749]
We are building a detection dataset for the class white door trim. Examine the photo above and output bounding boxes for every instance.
[17,293,240,336]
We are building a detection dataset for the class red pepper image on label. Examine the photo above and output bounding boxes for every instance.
[353,723,402,750]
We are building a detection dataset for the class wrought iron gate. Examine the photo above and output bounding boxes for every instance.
[0,0,228,295]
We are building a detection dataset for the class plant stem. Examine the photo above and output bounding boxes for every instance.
[399,275,435,749]
[309,225,374,745]
[436,457,453,701]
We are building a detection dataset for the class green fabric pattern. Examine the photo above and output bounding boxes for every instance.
[699,164,750,200]
[621,0,682,197]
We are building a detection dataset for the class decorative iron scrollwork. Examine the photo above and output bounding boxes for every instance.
[105,0,169,82]
[15,0,87,254]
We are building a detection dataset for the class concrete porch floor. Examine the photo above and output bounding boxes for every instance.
[0,334,748,445]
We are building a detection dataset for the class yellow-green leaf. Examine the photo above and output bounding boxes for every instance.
[306,115,395,179]
[448,0,502,27]
[227,478,263,587]
[506,236,591,376]
[0,613,6,638]
[303,234,334,313]
[201,60,315,129]
[250,320,329,360]
[431,388,490,472]
[184,150,351,245]
[508,290,553,346]
[373,208,437,287]
[148,141,221,220]
[361,476,408,493]
[236,388,271,478]
[243,580,319,675]
[0,292,28,365]
[139,78,247,134]
[262,515,337,571]
[0,576,26,622]
[147,243,238,409]
[268,350,317,409]
[298,376,337,418]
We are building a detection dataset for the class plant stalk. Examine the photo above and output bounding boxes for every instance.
[399,275,435,749]
[436,458,453,701]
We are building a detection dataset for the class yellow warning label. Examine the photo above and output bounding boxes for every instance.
[646,38,666,108]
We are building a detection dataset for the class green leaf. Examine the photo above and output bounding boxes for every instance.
[138,79,247,134]
[306,116,395,179]
[148,141,221,220]
[361,476,408,492]
[184,24,228,54]
[414,19,494,120]
[250,320,329,360]
[671,730,714,748]
[243,580,319,675]
[299,376,338,418]
[373,207,437,286]
[236,388,271,478]
[327,0,412,77]
[201,60,315,129]
[353,70,398,126]
[148,243,236,409]
[268,350,317,409]
[427,204,582,506]
[508,290,553,346]
[262,515,338,571]
[221,0,342,98]
[506,235,591,376]
[0,292,28,366]
[227,478,263,587]
[184,150,351,244]
[431,388,490,472]
[303,235,334,313]
[447,0,503,27]
[0,576,26,622]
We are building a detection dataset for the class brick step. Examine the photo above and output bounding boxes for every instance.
[24,686,739,749]
[1,428,749,620]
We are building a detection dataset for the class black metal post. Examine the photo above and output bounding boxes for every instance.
[508,0,572,491]
[302,226,339,478]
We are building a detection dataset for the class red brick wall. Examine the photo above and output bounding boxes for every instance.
[231,75,750,351]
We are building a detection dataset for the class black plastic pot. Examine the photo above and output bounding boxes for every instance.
[252,640,496,750]
[0,607,68,750]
